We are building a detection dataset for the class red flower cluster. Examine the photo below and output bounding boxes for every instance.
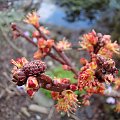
[52,90,78,114]
[98,35,119,58]
[26,76,39,96]
[34,38,54,59]
[78,61,105,94]
[10,11,120,114]
[79,30,98,52]
[11,58,46,96]
[56,38,71,51]
[23,11,40,28]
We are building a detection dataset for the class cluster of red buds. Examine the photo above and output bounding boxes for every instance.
[51,90,78,115]
[10,11,120,114]
[11,57,46,96]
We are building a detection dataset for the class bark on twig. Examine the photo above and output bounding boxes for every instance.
[37,74,70,92]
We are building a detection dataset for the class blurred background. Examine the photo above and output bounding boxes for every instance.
[0,0,120,120]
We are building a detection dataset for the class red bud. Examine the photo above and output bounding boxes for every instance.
[27,89,35,97]
[27,76,38,89]
[70,84,78,91]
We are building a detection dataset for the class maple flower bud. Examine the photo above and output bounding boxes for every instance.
[53,78,70,85]
[40,26,50,35]
[97,35,120,58]
[27,89,36,97]
[79,30,98,52]
[102,35,120,54]
[83,30,98,45]
[61,78,70,84]
[34,50,43,59]
[34,38,54,59]
[70,84,78,91]
[51,91,59,100]
[11,58,47,88]
[62,65,71,70]
[26,76,39,97]
[80,58,88,66]
[11,57,28,69]
[32,30,40,38]
[13,69,26,82]
[23,11,40,28]
[56,38,71,51]
[26,76,39,89]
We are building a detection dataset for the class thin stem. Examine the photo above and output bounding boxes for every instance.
[37,74,70,92]
[49,53,65,65]
[11,24,37,47]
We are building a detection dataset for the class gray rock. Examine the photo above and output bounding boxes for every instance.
[33,90,54,108]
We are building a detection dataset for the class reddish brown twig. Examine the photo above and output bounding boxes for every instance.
[11,23,37,47]
[11,23,78,76]
[38,74,71,92]
[11,23,66,65]
[35,26,78,76]
[49,53,65,65]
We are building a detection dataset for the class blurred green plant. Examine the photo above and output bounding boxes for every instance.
[46,66,76,83]
[40,88,52,98]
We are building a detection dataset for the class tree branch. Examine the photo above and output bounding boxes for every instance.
[37,74,71,92]
[35,26,78,76]
[11,24,66,65]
